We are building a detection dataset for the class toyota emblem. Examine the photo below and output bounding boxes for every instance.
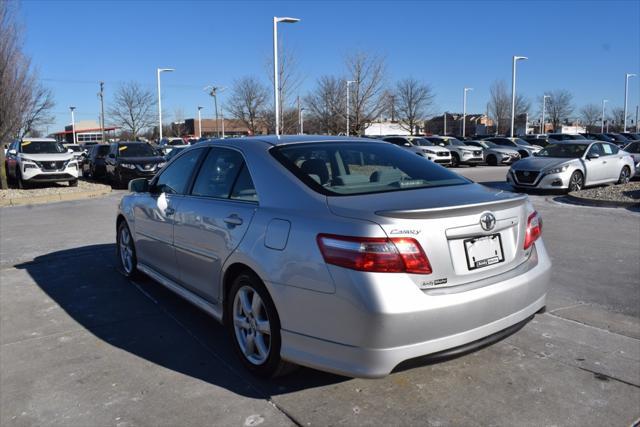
[480,212,496,231]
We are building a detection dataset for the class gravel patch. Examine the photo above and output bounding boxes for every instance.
[569,181,640,203]
[0,180,111,201]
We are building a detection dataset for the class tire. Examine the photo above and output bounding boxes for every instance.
[487,155,498,166]
[567,170,584,193]
[450,153,460,167]
[116,221,139,278]
[617,166,631,185]
[226,272,294,378]
[69,179,78,187]
[468,163,477,167]
[16,170,24,189]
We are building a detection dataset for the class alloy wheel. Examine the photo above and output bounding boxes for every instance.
[569,171,583,192]
[119,225,134,274]
[618,167,630,185]
[232,285,272,365]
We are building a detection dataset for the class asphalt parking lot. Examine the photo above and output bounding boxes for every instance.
[1,166,639,427]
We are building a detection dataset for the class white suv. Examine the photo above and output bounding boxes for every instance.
[5,138,79,188]
[425,136,484,167]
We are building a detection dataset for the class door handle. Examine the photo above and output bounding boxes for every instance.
[165,207,175,216]
[224,214,243,226]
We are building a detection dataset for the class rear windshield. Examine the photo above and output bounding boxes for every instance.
[20,140,66,154]
[118,143,158,157]
[272,142,470,196]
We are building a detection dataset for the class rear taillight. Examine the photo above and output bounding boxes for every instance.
[316,234,432,274]
[523,211,543,250]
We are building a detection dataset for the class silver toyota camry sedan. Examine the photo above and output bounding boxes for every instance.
[116,136,551,378]
[507,141,635,192]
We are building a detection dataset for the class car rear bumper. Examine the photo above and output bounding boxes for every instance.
[275,242,551,378]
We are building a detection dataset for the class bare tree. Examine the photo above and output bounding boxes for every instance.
[395,78,435,135]
[19,84,55,137]
[0,3,55,188]
[227,76,269,135]
[543,90,574,131]
[108,82,156,138]
[345,52,387,136]
[579,104,600,133]
[609,107,628,132]
[304,75,345,134]
[488,80,529,135]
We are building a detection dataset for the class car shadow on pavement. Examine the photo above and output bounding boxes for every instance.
[15,244,348,399]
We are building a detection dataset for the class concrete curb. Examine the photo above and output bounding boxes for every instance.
[0,187,112,207]
[565,193,640,209]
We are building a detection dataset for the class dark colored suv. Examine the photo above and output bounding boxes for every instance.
[105,142,165,188]
[82,144,110,179]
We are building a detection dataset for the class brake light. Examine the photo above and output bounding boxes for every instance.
[316,234,432,274]
[523,211,543,250]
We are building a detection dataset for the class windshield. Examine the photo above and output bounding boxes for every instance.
[272,142,470,196]
[537,143,589,158]
[117,143,158,157]
[482,141,497,148]
[165,146,186,160]
[411,138,435,147]
[447,139,466,146]
[513,138,531,146]
[20,140,66,154]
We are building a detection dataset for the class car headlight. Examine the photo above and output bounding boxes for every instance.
[544,165,569,174]
[462,151,472,156]
[23,161,37,170]
[67,161,78,169]
[156,162,166,168]
[120,163,136,169]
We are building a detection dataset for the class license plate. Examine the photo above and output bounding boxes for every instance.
[464,234,505,270]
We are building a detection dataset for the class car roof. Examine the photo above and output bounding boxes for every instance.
[548,140,592,144]
[196,135,382,148]
[20,138,57,142]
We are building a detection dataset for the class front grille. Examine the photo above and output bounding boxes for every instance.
[473,150,482,156]
[38,160,66,171]
[437,152,449,157]
[515,170,539,184]
[135,163,156,172]
[435,158,450,164]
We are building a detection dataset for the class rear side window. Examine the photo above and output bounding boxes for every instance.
[191,148,244,199]
[272,142,469,196]
[154,149,204,195]
[626,142,640,153]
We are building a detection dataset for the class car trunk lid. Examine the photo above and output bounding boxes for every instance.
[326,183,534,289]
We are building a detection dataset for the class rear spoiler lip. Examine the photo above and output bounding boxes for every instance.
[375,193,528,218]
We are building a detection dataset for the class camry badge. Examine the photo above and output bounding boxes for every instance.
[480,212,496,231]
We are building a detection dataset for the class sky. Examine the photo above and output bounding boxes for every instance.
[18,0,640,133]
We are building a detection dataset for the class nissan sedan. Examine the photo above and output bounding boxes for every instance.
[507,141,635,192]
[116,136,551,378]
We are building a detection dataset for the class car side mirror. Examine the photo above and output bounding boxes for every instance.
[439,143,445,147]
[587,153,600,160]
[128,178,149,193]
[68,149,74,154]
[8,149,17,155]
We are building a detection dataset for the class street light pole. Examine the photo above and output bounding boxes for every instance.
[157,67,175,141]
[510,55,528,137]
[300,107,305,134]
[69,106,76,144]
[623,73,636,132]
[273,16,300,136]
[99,81,105,143]
[443,112,447,135]
[462,87,473,138]
[346,80,356,136]
[197,106,203,138]
[204,86,224,138]
[541,95,550,134]
[601,99,608,133]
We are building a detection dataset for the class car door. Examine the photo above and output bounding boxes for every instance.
[133,148,206,281]
[600,143,623,181]
[5,142,17,178]
[173,147,258,302]
[105,143,118,177]
[584,143,608,184]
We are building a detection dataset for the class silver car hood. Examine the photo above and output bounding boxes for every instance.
[512,157,573,171]
[327,183,525,220]
[20,153,74,162]
[421,145,450,153]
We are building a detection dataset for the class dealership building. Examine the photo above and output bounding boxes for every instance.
[51,120,117,144]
